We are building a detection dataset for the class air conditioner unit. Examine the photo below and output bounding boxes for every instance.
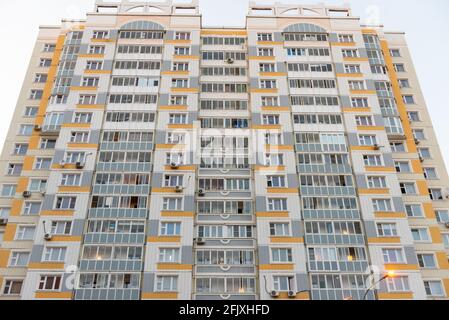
[59,160,66,167]
[414,139,420,145]
[23,191,32,198]
[225,58,234,64]
[198,189,205,197]
[288,290,297,298]
[195,238,205,245]
[34,125,42,132]
[0,219,8,226]
[373,144,381,150]
[175,185,183,193]
[170,162,179,169]
[445,222,449,229]
[76,161,85,169]
[44,233,52,241]
[270,290,279,297]
[419,156,425,163]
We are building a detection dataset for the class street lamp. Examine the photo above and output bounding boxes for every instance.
[363,270,396,300]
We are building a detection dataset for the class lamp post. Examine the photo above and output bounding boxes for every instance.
[363,270,395,300]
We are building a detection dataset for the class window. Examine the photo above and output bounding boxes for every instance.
[169,114,187,125]
[258,48,274,57]
[175,32,190,40]
[436,210,449,223]
[55,196,76,210]
[19,124,34,136]
[338,34,354,43]
[74,113,92,124]
[405,204,423,218]
[170,95,188,106]
[355,115,374,126]
[160,222,181,236]
[423,167,437,180]
[260,80,277,89]
[429,188,444,201]
[348,80,365,90]
[424,281,445,297]
[377,223,397,237]
[257,33,273,41]
[394,64,405,72]
[259,63,276,72]
[390,49,401,57]
[24,106,38,117]
[407,111,420,122]
[39,59,52,67]
[14,143,29,155]
[1,185,16,197]
[23,202,41,216]
[387,276,410,292]
[7,163,23,176]
[270,223,290,237]
[382,248,404,263]
[351,98,369,108]
[70,131,89,143]
[267,176,286,188]
[363,155,383,167]
[78,95,97,105]
[172,79,188,88]
[402,95,415,104]
[9,252,30,267]
[156,276,178,292]
[34,73,48,83]
[345,64,361,74]
[342,49,358,58]
[29,179,46,192]
[51,221,72,235]
[2,280,23,295]
[417,254,436,269]
[40,139,56,150]
[89,45,105,54]
[418,148,431,159]
[261,96,279,107]
[86,61,103,70]
[29,90,43,100]
[92,30,108,39]
[399,182,416,195]
[35,157,52,170]
[61,174,81,187]
[271,248,292,263]
[395,161,411,173]
[43,247,67,262]
[262,115,279,125]
[367,176,387,189]
[413,129,425,141]
[38,275,62,291]
[162,198,183,211]
[15,226,35,240]
[82,77,99,87]
[158,248,180,263]
[372,199,393,212]
[0,207,10,218]
[443,234,449,248]
[390,142,406,153]
[164,175,183,188]
[43,44,56,52]
[399,79,410,88]
[273,276,294,292]
[358,135,377,146]
[172,62,189,71]
[267,198,287,211]
[174,47,190,55]
[411,228,430,242]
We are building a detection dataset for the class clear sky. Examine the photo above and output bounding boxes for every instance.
[1,0,448,167]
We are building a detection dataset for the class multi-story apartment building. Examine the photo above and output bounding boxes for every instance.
[0,0,448,300]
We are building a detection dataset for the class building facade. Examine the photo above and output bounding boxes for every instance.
[0,0,448,300]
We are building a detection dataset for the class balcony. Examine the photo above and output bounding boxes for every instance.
[79,259,143,272]
[88,208,148,219]
[74,288,140,300]
[299,186,356,196]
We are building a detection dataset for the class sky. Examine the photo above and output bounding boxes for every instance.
[0,0,448,166]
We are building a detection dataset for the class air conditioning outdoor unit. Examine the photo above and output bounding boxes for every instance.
[44,233,52,241]
[270,290,279,297]
[23,191,32,198]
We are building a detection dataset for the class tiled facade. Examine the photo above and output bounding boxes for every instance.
[0,0,448,300]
